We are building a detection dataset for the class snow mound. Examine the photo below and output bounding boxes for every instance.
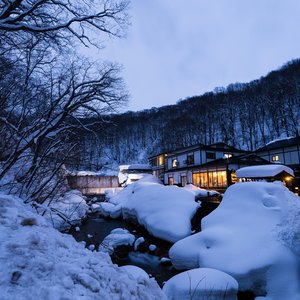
[39,189,88,230]
[98,202,122,218]
[163,268,238,300]
[119,265,149,281]
[0,193,166,300]
[120,180,199,243]
[169,182,300,299]
[99,228,135,254]
[183,184,219,197]
[104,175,199,243]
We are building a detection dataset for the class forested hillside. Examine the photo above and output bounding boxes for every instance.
[75,59,300,169]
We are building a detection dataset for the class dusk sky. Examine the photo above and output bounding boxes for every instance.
[97,0,300,111]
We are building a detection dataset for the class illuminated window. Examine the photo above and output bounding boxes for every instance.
[158,155,164,166]
[224,153,232,158]
[168,176,174,185]
[200,172,208,187]
[272,155,279,162]
[192,173,200,186]
[172,159,178,168]
[217,171,227,187]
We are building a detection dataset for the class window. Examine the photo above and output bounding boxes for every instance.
[168,176,174,185]
[158,155,164,166]
[181,175,187,187]
[187,154,194,165]
[192,173,200,186]
[224,153,232,158]
[206,152,216,160]
[217,171,227,187]
[200,172,208,187]
[272,155,279,162]
[172,159,179,168]
[151,158,157,167]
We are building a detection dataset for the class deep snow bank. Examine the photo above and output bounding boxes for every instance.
[0,193,166,300]
[106,175,199,243]
[169,182,300,299]
[39,189,88,230]
[163,268,238,300]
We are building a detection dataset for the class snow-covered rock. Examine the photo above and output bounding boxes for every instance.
[148,244,157,252]
[0,193,166,300]
[134,237,145,251]
[163,268,238,300]
[39,189,88,230]
[99,228,135,254]
[183,184,219,197]
[169,182,300,299]
[119,265,149,281]
[98,202,122,219]
[106,175,199,243]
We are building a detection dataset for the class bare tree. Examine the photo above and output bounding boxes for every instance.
[0,0,129,202]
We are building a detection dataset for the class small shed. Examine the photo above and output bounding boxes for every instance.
[236,164,295,190]
[67,169,120,196]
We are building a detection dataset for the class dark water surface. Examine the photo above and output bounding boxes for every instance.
[69,203,255,299]
[70,214,179,286]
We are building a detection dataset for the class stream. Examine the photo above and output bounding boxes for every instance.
[69,197,255,299]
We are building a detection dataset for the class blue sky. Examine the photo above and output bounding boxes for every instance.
[94,0,300,111]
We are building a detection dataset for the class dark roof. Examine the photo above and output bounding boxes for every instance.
[194,153,269,168]
[256,136,300,152]
[149,142,247,159]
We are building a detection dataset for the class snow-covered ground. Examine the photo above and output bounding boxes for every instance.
[169,181,300,299]
[163,268,238,300]
[0,192,166,300]
[37,189,88,230]
[183,184,219,197]
[104,175,200,243]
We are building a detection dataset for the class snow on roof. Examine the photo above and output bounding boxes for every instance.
[119,164,151,171]
[265,136,294,146]
[236,164,294,178]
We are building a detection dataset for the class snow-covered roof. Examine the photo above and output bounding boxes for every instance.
[236,164,294,178]
[119,164,151,171]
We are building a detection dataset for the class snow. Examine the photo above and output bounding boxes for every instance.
[134,237,145,251]
[118,164,153,186]
[98,202,122,218]
[119,164,152,171]
[71,166,118,177]
[265,135,294,146]
[0,192,166,300]
[236,164,294,178]
[104,175,199,242]
[169,182,300,299]
[119,265,149,281]
[149,244,157,252]
[99,228,135,254]
[121,183,199,242]
[38,189,88,230]
[183,184,219,197]
[163,268,238,300]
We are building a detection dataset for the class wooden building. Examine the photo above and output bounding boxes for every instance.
[255,137,300,194]
[150,143,269,192]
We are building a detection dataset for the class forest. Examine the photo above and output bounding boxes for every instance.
[75,59,300,168]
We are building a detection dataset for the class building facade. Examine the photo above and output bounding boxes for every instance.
[149,143,269,192]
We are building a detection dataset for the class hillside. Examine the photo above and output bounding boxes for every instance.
[73,59,300,169]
